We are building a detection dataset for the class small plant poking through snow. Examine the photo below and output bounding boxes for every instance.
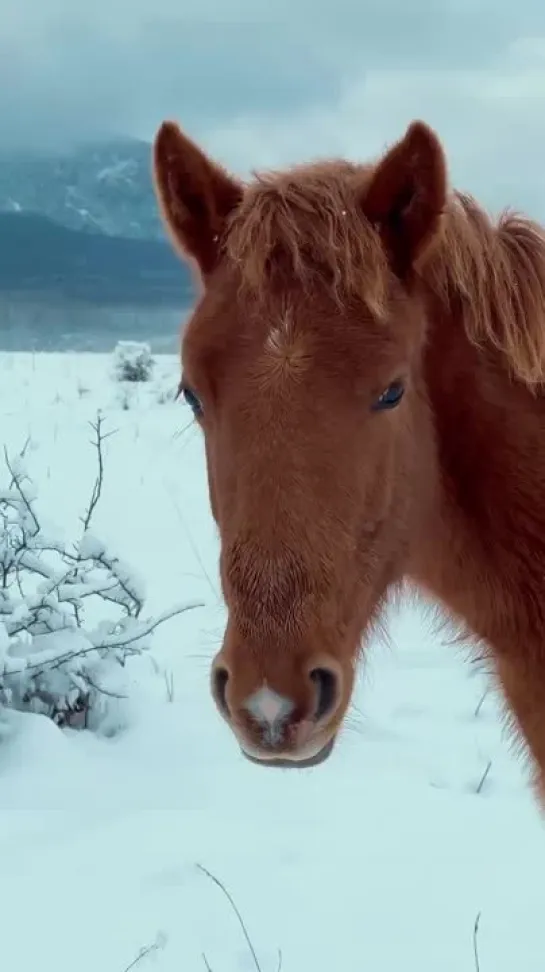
[113,340,155,383]
[0,413,201,732]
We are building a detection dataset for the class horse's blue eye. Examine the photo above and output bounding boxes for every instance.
[372,381,405,411]
[182,385,203,417]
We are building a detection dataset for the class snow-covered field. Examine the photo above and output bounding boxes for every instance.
[1,350,544,972]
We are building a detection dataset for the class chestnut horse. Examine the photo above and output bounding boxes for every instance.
[153,117,545,802]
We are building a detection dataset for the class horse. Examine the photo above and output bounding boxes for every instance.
[153,116,545,804]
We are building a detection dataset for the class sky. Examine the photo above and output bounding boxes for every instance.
[4,0,545,213]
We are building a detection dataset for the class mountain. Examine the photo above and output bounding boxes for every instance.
[0,138,196,351]
[0,211,190,305]
[0,137,164,241]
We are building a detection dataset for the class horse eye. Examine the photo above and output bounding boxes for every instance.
[372,381,405,412]
[181,385,204,417]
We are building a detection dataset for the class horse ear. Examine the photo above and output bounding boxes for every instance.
[361,121,447,276]
[153,121,244,278]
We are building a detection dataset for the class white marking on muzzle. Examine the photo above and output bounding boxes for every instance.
[244,685,294,745]
[245,685,294,725]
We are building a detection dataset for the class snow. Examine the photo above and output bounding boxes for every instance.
[5,198,22,212]
[96,158,139,184]
[0,350,544,972]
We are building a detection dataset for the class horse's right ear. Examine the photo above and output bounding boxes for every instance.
[153,121,243,278]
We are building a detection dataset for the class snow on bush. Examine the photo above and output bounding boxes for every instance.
[113,340,154,383]
[0,414,201,732]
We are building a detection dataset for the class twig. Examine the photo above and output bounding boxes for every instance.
[25,600,204,676]
[197,864,262,972]
[92,600,204,650]
[4,436,31,489]
[81,412,117,532]
[3,447,39,536]
[473,911,482,972]
[0,426,203,729]
[84,672,128,700]
[5,559,92,637]
[202,954,213,972]
[122,940,162,972]
[93,550,143,617]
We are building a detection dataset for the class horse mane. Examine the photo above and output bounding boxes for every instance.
[225,160,545,388]
[429,193,545,388]
[225,161,391,318]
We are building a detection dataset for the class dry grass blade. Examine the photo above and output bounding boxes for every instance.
[473,911,482,972]
[475,760,492,795]
[197,863,263,972]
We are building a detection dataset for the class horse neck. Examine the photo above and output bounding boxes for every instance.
[412,282,545,643]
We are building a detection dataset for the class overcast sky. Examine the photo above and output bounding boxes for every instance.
[4,0,545,214]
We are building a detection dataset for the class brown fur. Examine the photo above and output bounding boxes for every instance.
[153,117,545,803]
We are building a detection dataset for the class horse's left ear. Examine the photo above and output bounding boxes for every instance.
[361,121,447,277]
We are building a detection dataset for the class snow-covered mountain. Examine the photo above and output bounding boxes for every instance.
[0,136,196,325]
[0,137,163,241]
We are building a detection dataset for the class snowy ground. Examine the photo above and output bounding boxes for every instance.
[1,350,544,972]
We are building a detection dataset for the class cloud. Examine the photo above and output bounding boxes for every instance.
[3,0,545,213]
[202,34,545,219]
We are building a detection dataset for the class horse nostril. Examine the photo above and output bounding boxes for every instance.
[309,666,339,721]
[212,665,230,717]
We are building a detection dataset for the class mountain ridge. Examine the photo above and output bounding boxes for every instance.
[0,136,163,241]
[0,138,196,309]
[0,210,192,305]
